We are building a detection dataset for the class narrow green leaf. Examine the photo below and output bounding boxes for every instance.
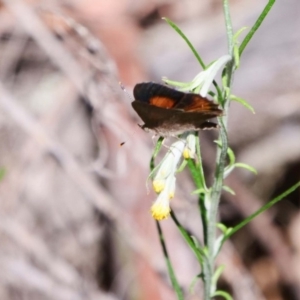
[233,44,240,68]
[170,211,205,263]
[239,0,276,57]
[177,159,188,173]
[227,147,235,166]
[215,142,235,178]
[233,26,248,40]
[214,234,225,257]
[217,223,228,233]
[188,136,209,244]
[195,134,208,188]
[230,94,255,114]
[215,141,233,156]
[192,188,207,195]
[224,181,300,241]
[163,56,230,97]
[162,18,223,99]
[225,228,233,236]
[214,227,233,257]
[223,185,236,195]
[213,290,233,300]
[147,137,165,187]
[222,70,227,93]
[166,72,206,92]
[212,265,225,294]
[233,27,248,68]
[208,90,216,98]
[150,137,164,171]
[187,158,207,192]
[224,161,256,178]
[164,56,231,97]
[189,273,202,294]
[224,165,235,178]
[191,236,201,249]
[156,221,184,300]
[163,18,206,69]
[214,140,222,147]
[234,162,257,175]
[224,86,230,100]
[162,77,194,89]
[199,193,208,245]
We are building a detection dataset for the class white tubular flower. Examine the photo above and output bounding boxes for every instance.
[151,140,185,220]
[152,152,175,193]
[151,175,176,220]
[183,133,196,159]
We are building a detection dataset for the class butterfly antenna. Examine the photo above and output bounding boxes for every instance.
[119,82,134,101]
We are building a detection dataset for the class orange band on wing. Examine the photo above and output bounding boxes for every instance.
[183,96,220,112]
[149,96,176,108]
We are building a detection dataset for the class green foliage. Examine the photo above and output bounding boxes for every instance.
[148,2,297,300]
[156,221,184,300]
[222,185,235,195]
[163,55,230,97]
[239,0,276,57]
[222,181,300,242]
[213,290,233,300]
[212,265,225,295]
[162,18,206,69]
[230,95,255,114]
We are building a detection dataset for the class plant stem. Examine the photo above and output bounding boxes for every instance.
[203,1,233,299]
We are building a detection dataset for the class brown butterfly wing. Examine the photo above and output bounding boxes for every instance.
[132,82,223,136]
[132,101,221,135]
[133,82,184,107]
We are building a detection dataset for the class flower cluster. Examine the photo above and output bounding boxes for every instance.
[151,138,195,220]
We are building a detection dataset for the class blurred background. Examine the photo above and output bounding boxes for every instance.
[0,0,299,300]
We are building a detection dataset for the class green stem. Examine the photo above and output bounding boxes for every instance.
[203,1,233,299]
[205,122,228,299]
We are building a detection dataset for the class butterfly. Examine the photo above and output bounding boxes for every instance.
[131,82,223,136]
